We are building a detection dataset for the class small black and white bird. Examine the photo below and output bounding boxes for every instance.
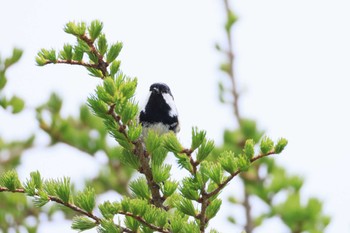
[139,83,180,136]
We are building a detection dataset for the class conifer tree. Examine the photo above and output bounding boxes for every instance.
[1,20,287,233]
[0,2,330,232]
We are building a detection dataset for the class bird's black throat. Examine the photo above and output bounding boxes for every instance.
[139,92,179,131]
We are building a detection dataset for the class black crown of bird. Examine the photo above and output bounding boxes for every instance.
[139,83,180,137]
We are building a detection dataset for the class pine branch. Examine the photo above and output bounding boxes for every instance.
[223,0,241,125]
[118,211,170,233]
[135,138,166,209]
[79,33,109,77]
[107,104,128,139]
[198,188,210,233]
[36,21,110,78]
[0,187,23,193]
[0,187,100,223]
[194,151,276,233]
[108,104,166,210]
[243,185,254,232]
[0,187,132,233]
[39,60,99,69]
[206,151,276,199]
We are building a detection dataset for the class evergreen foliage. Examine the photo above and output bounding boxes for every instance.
[0,1,330,232]
[0,20,287,233]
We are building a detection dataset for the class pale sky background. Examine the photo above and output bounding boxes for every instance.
[1,0,350,232]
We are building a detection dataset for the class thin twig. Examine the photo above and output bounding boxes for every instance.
[79,34,109,77]
[107,104,132,143]
[181,149,198,175]
[223,0,241,126]
[0,187,24,192]
[243,185,254,232]
[42,60,99,69]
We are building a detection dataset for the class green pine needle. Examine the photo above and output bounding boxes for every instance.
[275,138,288,154]
[125,216,140,232]
[0,170,22,191]
[75,187,96,213]
[127,123,142,141]
[59,44,73,60]
[87,95,109,119]
[219,151,237,174]
[73,45,84,61]
[152,164,171,183]
[88,20,103,42]
[115,149,140,169]
[180,181,200,201]
[205,162,224,185]
[260,136,274,154]
[107,42,123,63]
[176,198,197,217]
[64,21,86,36]
[162,180,178,197]
[145,130,163,154]
[33,191,49,207]
[98,219,120,233]
[129,177,151,200]
[163,132,183,153]
[71,216,97,231]
[98,201,120,220]
[236,155,250,171]
[206,199,222,220]
[98,34,108,56]
[109,60,121,77]
[54,177,71,203]
[24,171,42,196]
[191,127,206,150]
[103,77,117,97]
[196,139,215,162]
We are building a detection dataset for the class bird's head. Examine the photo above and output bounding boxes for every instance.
[150,83,173,96]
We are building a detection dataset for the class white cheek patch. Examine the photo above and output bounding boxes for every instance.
[162,93,178,117]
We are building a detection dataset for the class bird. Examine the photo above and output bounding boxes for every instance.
[139,83,180,137]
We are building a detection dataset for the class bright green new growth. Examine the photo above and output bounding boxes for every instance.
[0,20,289,233]
[260,136,274,154]
[75,187,96,213]
[275,138,288,154]
[72,216,97,231]
[129,177,151,199]
[0,170,22,191]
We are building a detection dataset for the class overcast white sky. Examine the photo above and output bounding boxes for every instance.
[1,0,350,232]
